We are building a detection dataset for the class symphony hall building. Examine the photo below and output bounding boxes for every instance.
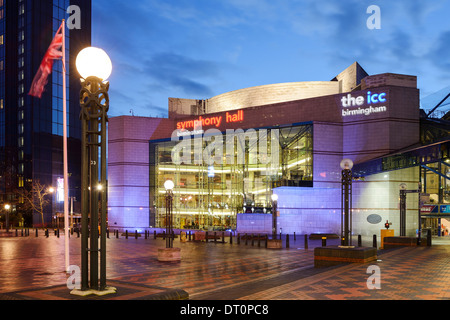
[108,62,450,238]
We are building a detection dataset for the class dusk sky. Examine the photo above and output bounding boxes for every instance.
[91,0,450,118]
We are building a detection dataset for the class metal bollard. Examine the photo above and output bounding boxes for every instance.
[206,232,209,243]
[189,231,191,241]
[57,229,59,238]
[358,235,362,247]
[265,234,268,248]
[214,232,217,243]
[154,230,157,239]
[304,234,308,250]
[230,232,233,245]
[294,232,296,241]
[322,237,327,247]
[286,234,290,248]
[258,234,261,247]
[373,234,377,248]
[135,230,138,239]
[126,230,128,239]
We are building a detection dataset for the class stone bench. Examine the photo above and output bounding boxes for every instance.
[383,236,427,249]
[314,246,377,268]
[309,233,339,240]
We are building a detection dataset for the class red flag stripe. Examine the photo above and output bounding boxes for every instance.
[29,22,64,98]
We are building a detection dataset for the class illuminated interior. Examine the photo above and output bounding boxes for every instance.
[149,124,313,231]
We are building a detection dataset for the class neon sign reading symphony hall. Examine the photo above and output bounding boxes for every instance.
[177,110,244,130]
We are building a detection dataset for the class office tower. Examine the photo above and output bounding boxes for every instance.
[0,0,91,227]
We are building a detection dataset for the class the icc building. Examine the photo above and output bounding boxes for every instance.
[107,62,450,239]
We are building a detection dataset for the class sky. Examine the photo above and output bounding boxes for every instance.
[90,0,450,118]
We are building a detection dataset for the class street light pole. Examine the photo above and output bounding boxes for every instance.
[4,204,10,233]
[271,194,278,239]
[164,180,175,249]
[75,47,112,294]
[340,159,353,247]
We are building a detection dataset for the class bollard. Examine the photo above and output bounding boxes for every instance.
[358,235,362,247]
[265,234,268,248]
[322,237,327,247]
[57,229,60,238]
[373,234,377,248]
[45,229,49,238]
[15,229,18,237]
[153,230,156,239]
[107,229,110,239]
[251,234,254,246]
[222,232,225,244]
[258,234,261,247]
[21,229,24,237]
[135,230,138,239]
[427,230,432,247]
[294,232,296,241]
[206,232,209,243]
[304,234,308,250]
[126,230,128,239]
[245,233,248,245]
[189,231,191,241]
[36,229,38,237]
[230,232,233,245]
[162,231,165,240]
[214,232,217,243]
[145,230,147,240]
[286,234,290,248]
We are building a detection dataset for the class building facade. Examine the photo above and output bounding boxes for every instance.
[0,0,91,227]
[108,63,450,238]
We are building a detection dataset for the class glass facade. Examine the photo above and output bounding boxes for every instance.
[149,124,313,231]
[52,0,70,137]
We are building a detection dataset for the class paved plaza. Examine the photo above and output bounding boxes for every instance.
[1,230,450,301]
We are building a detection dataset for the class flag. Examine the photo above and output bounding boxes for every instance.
[29,23,64,98]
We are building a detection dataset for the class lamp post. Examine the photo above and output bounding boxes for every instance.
[340,159,353,247]
[76,47,112,294]
[271,193,278,239]
[4,204,10,233]
[164,180,175,249]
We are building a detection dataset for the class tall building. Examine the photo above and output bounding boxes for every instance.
[0,0,91,227]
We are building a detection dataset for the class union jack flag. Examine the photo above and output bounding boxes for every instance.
[29,22,64,98]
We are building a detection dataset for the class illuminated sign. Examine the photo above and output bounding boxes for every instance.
[341,91,387,117]
[57,178,64,203]
[176,110,244,130]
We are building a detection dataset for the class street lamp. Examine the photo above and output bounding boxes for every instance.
[4,204,11,233]
[340,159,353,246]
[164,180,175,249]
[76,46,112,295]
[271,193,278,239]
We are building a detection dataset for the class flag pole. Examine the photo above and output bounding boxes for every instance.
[62,19,70,273]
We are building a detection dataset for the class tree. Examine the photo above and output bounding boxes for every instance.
[17,180,53,228]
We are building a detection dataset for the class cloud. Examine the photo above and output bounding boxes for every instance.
[143,53,220,97]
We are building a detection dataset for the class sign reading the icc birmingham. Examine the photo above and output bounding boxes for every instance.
[341,91,387,117]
